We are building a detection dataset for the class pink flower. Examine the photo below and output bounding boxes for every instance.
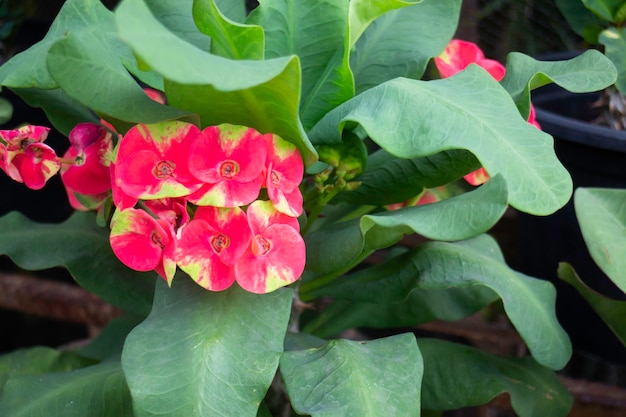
[187,124,267,207]
[0,125,60,190]
[235,200,305,294]
[110,207,177,284]
[435,39,505,81]
[175,206,252,291]
[61,123,113,201]
[264,134,304,217]
[115,121,203,200]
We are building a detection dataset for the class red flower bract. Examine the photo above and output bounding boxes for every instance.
[264,134,304,217]
[175,206,252,291]
[435,39,505,81]
[235,200,305,294]
[115,121,203,200]
[110,208,177,284]
[187,124,267,207]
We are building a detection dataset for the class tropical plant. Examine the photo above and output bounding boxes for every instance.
[0,0,618,416]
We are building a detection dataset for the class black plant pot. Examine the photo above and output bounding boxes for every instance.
[517,80,626,365]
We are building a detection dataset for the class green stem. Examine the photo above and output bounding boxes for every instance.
[301,189,338,236]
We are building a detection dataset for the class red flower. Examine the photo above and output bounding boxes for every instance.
[264,134,304,217]
[0,125,60,190]
[110,208,177,284]
[187,124,267,207]
[175,206,252,291]
[115,121,203,200]
[235,200,305,294]
[435,39,505,81]
[60,123,113,209]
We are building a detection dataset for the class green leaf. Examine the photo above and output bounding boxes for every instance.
[309,67,572,215]
[0,347,95,396]
[555,0,605,36]
[0,0,113,89]
[122,278,292,417]
[77,315,143,361]
[348,0,421,48]
[574,188,626,292]
[582,0,624,22]
[351,0,461,93]
[420,339,572,417]
[247,0,354,130]
[193,0,264,60]
[144,0,211,52]
[0,212,156,316]
[281,334,422,417]
[501,50,617,118]
[337,149,480,206]
[303,286,499,339]
[599,27,626,94]
[46,30,190,129]
[316,235,572,370]
[0,361,133,417]
[9,88,99,135]
[558,262,626,346]
[116,0,317,166]
[305,175,508,274]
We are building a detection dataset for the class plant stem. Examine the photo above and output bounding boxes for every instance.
[301,188,338,236]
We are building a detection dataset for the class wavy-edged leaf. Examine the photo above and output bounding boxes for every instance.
[348,0,421,47]
[144,0,211,51]
[309,67,572,215]
[420,339,572,417]
[599,27,626,94]
[574,187,626,292]
[558,262,626,346]
[116,0,317,166]
[351,0,461,93]
[306,175,508,274]
[338,149,480,206]
[122,278,292,417]
[0,212,155,316]
[248,0,354,130]
[0,347,95,397]
[501,50,617,118]
[281,334,422,417]
[316,234,571,370]
[303,286,499,339]
[0,361,133,417]
[194,0,264,59]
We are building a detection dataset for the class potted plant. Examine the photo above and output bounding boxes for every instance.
[0,0,617,415]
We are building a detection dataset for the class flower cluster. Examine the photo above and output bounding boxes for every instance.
[0,114,305,294]
[434,39,541,186]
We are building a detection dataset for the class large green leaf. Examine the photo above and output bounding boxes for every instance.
[78,315,143,361]
[420,339,572,417]
[351,0,461,93]
[305,174,508,274]
[193,0,264,59]
[303,286,499,339]
[46,30,189,129]
[309,67,572,215]
[348,0,421,47]
[116,0,317,166]
[316,235,571,370]
[281,334,422,417]
[0,347,95,397]
[574,187,626,292]
[501,50,617,118]
[248,0,354,130]
[0,212,156,316]
[0,361,133,417]
[337,149,480,206]
[122,278,292,417]
[599,27,626,94]
[143,0,211,51]
[0,0,113,89]
[558,262,626,346]
[555,0,604,37]
[582,0,624,22]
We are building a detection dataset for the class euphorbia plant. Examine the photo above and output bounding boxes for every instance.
[0,0,618,416]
